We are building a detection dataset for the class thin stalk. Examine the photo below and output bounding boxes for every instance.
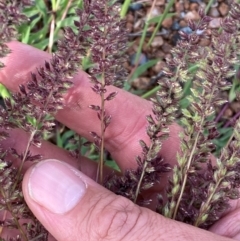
[172,86,216,219]
[51,0,56,10]
[172,124,203,219]
[98,3,108,184]
[134,158,148,203]
[141,85,161,99]
[18,131,36,173]
[134,23,148,67]
[11,130,36,193]
[134,0,157,67]
[120,0,131,18]
[60,0,73,21]
[224,111,240,128]
[147,0,175,47]
[48,0,61,53]
[54,0,74,35]
[0,187,28,241]
[215,102,229,123]
[48,14,56,53]
[205,0,215,14]
[194,176,224,227]
[134,122,162,203]
[99,92,106,184]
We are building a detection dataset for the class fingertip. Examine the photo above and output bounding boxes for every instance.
[22,159,109,241]
[0,41,50,91]
[23,159,88,214]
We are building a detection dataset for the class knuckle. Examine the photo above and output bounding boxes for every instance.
[90,195,143,241]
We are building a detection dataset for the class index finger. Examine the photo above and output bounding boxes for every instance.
[0,41,181,170]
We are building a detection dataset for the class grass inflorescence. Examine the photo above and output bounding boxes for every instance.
[0,0,240,240]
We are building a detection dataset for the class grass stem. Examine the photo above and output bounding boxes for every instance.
[147,0,175,47]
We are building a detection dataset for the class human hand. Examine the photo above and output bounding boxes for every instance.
[0,41,239,241]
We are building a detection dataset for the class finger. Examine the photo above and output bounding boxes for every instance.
[209,208,240,240]
[22,159,232,241]
[1,128,100,179]
[0,41,181,170]
[0,129,109,241]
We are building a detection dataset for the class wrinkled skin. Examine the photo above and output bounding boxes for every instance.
[0,41,240,241]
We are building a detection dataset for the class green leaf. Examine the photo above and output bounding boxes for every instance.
[0,84,11,98]
[19,25,30,43]
[33,38,50,50]
[148,13,176,24]
[35,0,48,24]
[120,0,131,18]
[59,130,81,150]
[56,16,79,30]
[129,59,159,82]
[105,160,120,171]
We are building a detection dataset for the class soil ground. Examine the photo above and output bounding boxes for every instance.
[125,0,240,127]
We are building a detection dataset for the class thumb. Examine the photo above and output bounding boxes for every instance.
[23,159,232,241]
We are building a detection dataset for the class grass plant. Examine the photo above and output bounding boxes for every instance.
[1,0,240,240]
